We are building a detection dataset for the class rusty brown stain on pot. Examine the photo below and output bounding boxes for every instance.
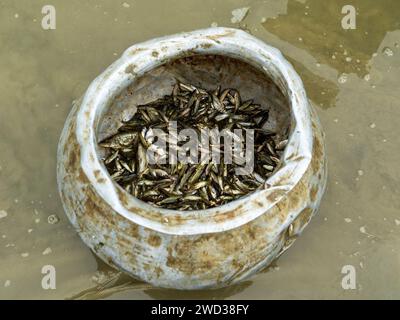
[200,43,213,49]
[154,266,164,277]
[147,235,162,247]
[213,204,244,223]
[206,30,236,43]
[128,224,140,239]
[245,224,258,240]
[117,188,130,207]
[287,153,305,162]
[254,200,264,208]
[166,236,216,275]
[125,64,137,75]
[117,232,138,251]
[226,229,272,282]
[80,184,117,226]
[127,205,158,221]
[78,168,87,184]
[65,131,80,174]
[231,259,242,270]
[84,195,103,219]
[165,223,269,277]
[276,198,289,217]
[257,206,281,229]
[292,207,313,233]
[94,170,101,178]
[63,117,77,155]
[106,256,115,268]
[128,47,148,56]
[312,119,318,130]
[66,150,85,184]
[166,252,183,272]
[287,180,309,211]
[170,214,183,225]
[310,184,318,201]
[67,148,78,174]
[143,263,150,271]
[273,171,292,187]
[311,135,323,174]
[93,169,106,183]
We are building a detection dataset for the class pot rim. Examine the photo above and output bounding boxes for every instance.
[75,27,313,235]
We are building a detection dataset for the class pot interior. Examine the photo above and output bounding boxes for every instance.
[96,53,292,200]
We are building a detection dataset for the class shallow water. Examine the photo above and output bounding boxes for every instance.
[1,0,399,299]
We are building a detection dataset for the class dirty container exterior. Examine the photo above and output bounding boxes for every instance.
[57,27,327,289]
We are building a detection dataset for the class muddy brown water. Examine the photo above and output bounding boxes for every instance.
[1,0,399,299]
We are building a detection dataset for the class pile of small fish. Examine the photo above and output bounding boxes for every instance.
[99,82,288,210]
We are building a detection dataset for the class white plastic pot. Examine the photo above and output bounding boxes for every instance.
[57,27,327,289]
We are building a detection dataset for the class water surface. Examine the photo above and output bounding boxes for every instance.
[0,0,399,299]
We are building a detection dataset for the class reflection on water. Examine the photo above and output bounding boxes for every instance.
[264,0,400,77]
[144,281,253,300]
[68,257,152,300]
[1,0,400,299]
[262,0,400,108]
[68,254,253,300]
